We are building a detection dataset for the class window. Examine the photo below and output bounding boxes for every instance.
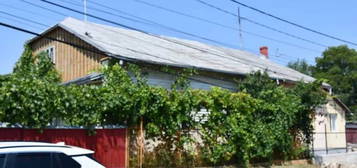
[45,46,55,63]
[53,153,80,168]
[12,153,52,168]
[0,154,5,168]
[72,155,104,168]
[330,114,337,131]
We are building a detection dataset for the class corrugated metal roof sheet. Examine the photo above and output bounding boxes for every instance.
[40,17,318,83]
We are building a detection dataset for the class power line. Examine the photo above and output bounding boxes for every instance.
[12,2,238,61]
[0,11,49,28]
[241,18,327,48]
[195,0,236,17]
[194,0,328,48]
[67,0,320,55]
[0,2,49,19]
[61,0,159,25]
[58,0,238,48]
[0,14,44,30]
[242,30,321,53]
[13,0,314,62]
[130,0,236,31]
[131,0,327,50]
[227,0,357,47]
[20,0,68,17]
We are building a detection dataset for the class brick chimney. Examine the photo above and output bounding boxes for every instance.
[260,46,268,59]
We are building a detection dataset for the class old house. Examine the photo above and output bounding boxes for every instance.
[27,17,347,155]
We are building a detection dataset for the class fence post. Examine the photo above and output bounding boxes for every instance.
[325,124,328,154]
[137,117,144,168]
[345,129,348,153]
[311,132,315,157]
[125,127,130,168]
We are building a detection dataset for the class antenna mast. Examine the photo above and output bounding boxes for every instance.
[83,0,87,21]
[238,7,243,49]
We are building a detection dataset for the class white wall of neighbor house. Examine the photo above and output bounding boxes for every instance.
[313,99,346,151]
[136,69,237,91]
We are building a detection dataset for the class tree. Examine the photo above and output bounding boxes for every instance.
[0,46,61,128]
[13,46,60,83]
[287,59,313,76]
[0,75,9,87]
[313,45,357,120]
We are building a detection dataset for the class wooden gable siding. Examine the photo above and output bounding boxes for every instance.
[30,27,106,82]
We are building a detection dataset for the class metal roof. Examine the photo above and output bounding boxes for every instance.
[61,72,103,86]
[31,17,319,84]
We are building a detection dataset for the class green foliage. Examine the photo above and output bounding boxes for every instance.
[0,77,61,128]
[0,75,9,87]
[289,80,327,144]
[287,59,313,76]
[0,46,60,128]
[200,89,258,166]
[13,45,60,83]
[0,46,326,167]
[312,45,357,120]
[13,45,35,75]
[199,72,325,166]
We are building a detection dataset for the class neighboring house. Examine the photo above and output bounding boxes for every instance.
[27,17,347,154]
[313,97,350,154]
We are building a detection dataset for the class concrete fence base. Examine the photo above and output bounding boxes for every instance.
[314,151,357,166]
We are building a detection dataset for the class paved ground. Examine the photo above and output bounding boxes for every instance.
[272,164,318,168]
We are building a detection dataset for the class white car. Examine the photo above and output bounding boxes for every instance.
[0,142,105,168]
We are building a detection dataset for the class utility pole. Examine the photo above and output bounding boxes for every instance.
[237,7,244,49]
[83,0,87,21]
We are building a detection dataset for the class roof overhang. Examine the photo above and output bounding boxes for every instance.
[26,23,60,45]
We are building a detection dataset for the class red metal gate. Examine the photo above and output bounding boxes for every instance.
[0,128,127,168]
[347,127,357,144]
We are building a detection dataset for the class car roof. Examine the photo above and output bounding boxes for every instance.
[0,142,94,156]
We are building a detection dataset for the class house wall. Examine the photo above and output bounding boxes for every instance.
[313,98,346,153]
[140,69,236,91]
[29,27,105,82]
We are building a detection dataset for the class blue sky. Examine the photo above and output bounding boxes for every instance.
[1,0,356,75]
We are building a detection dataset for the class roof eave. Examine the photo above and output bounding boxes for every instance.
[26,24,60,45]
[333,97,351,114]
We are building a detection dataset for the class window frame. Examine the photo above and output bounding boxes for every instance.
[329,113,338,132]
[45,46,56,64]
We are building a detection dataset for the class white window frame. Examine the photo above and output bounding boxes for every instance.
[45,46,55,64]
[329,114,337,132]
